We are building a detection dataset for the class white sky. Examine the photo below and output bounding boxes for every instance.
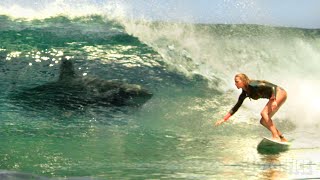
[1,0,320,28]
[118,0,320,28]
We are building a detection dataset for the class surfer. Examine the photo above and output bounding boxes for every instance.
[215,73,288,142]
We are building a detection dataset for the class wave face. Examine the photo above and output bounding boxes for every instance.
[1,2,320,179]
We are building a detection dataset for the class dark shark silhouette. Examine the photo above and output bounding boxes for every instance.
[10,59,153,109]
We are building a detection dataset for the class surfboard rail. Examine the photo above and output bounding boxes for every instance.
[257,137,290,154]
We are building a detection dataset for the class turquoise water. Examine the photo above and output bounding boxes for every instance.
[1,13,320,179]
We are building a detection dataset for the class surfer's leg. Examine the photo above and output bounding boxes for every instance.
[260,102,281,141]
[260,112,286,142]
[269,87,287,142]
[260,108,283,137]
[260,87,287,142]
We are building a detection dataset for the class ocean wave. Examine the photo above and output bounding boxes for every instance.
[1,12,320,128]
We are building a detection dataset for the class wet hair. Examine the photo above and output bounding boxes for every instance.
[235,73,250,86]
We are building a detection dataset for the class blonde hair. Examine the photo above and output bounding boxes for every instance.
[235,73,251,85]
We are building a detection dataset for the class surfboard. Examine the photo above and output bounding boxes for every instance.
[257,137,290,154]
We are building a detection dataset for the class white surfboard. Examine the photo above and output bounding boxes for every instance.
[259,137,290,146]
[257,137,290,154]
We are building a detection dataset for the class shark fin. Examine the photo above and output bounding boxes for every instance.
[59,58,76,81]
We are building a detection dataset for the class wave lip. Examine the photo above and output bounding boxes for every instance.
[0,0,125,20]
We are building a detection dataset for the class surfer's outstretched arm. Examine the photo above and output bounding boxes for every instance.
[215,92,246,126]
[214,112,231,126]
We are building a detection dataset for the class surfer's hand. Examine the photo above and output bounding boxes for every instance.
[215,119,225,126]
[271,100,277,111]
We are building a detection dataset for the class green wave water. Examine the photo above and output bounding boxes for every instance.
[1,14,320,179]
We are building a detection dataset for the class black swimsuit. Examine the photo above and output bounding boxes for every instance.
[229,80,278,115]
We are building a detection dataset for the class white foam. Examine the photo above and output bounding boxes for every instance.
[0,0,125,20]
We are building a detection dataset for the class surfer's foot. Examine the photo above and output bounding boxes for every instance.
[279,134,288,142]
[272,136,281,142]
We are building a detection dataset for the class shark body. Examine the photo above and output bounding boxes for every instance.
[11,60,153,109]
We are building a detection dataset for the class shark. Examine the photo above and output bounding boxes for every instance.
[10,59,153,109]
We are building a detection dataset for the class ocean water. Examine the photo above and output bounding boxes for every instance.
[1,4,320,180]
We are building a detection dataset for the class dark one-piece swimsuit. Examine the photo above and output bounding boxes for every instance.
[229,80,278,115]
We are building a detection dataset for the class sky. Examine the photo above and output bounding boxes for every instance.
[118,0,320,28]
[1,0,320,28]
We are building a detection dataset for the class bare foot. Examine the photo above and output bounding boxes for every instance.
[280,137,288,142]
[272,137,281,142]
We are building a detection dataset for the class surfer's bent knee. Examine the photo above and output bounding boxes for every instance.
[259,118,265,125]
[260,111,269,120]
